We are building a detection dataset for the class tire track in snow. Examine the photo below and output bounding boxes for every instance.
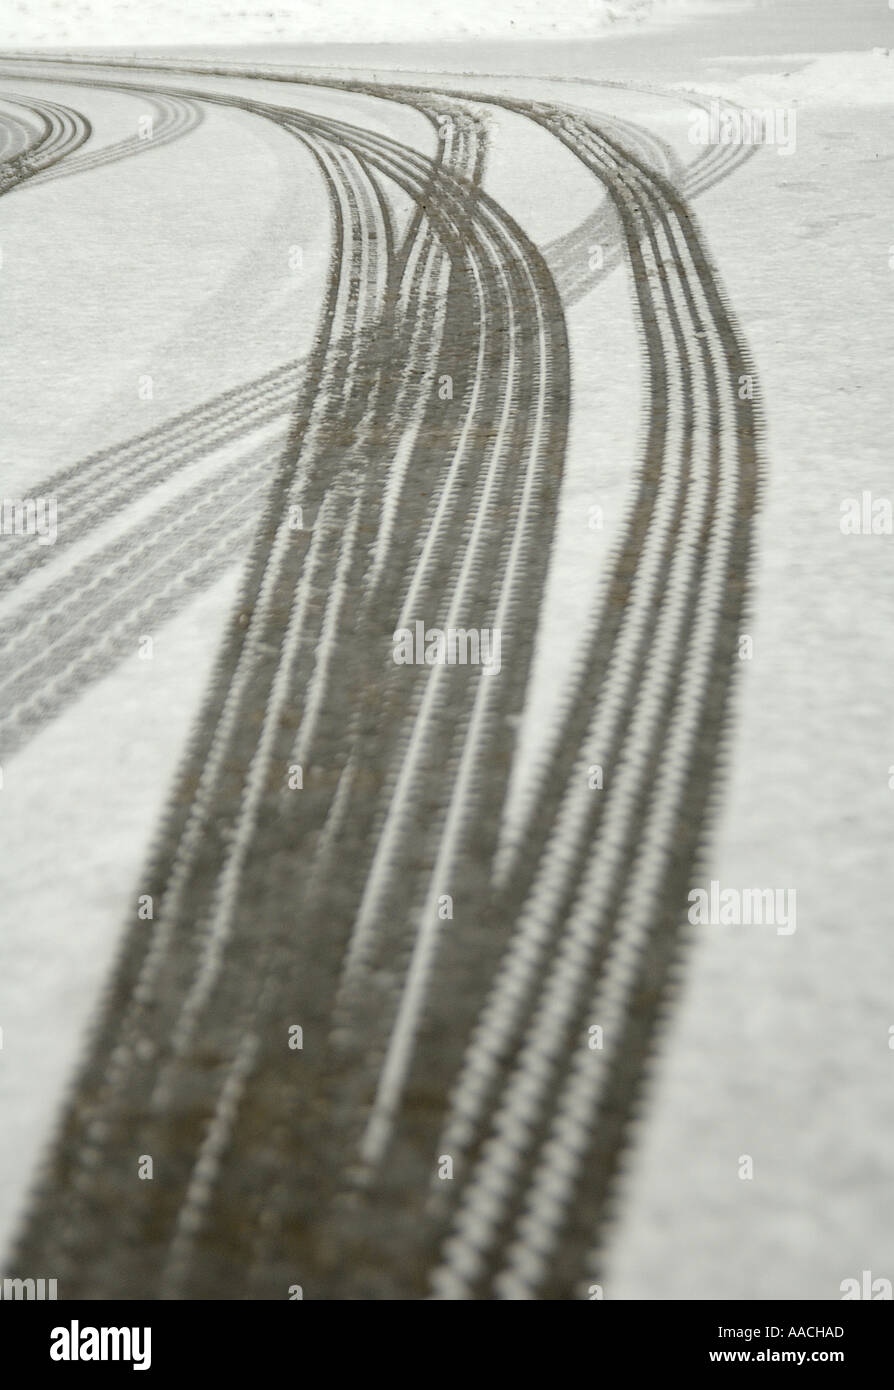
[10,65,570,1295]
[0,92,90,193]
[5,56,759,1302]
[21,89,204,188]
[428,100,760,1300]
[9,80,421,1293]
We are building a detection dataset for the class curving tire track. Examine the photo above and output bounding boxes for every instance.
[9,66,573,1299]
[0,84,399,755]
[0,102,41,160]
[0,358,307,597]
[0,428,288,757]
[22,90,204,188]
[542,86,757,307]
[5,56,761,1301]
[0,93,90,193]
[6,74,471,1292]
[0,65,753,746]
[427,100,761,1300]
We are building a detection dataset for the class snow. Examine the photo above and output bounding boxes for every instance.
[677,47,894,107]
[1,0,893,1299]
[0,0,722,48]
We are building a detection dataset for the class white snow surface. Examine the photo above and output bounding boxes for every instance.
[1,0,893,1299]
[677,46,894,106]
[0,0,726,47]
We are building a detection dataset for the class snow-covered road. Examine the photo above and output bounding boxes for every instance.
[1,0,892,1300]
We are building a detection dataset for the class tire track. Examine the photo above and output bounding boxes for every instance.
[3,55,754,303]
[115,97,500,1289]
[23,90,203,188]
[0,102,41,159]
[9,68,573,1299]
[164,101,567,1297]
[0,427,288,757]
[542,89,757,307]
[9,81,415,1293]
[0,93,90,193]
[0,85,398,758]
[0,358,306,595]
[426,101,760,1300]
[246,72,759,1302]
[5,56,760,1302]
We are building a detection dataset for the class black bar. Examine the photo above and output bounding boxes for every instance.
[0,1299,889,1374]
